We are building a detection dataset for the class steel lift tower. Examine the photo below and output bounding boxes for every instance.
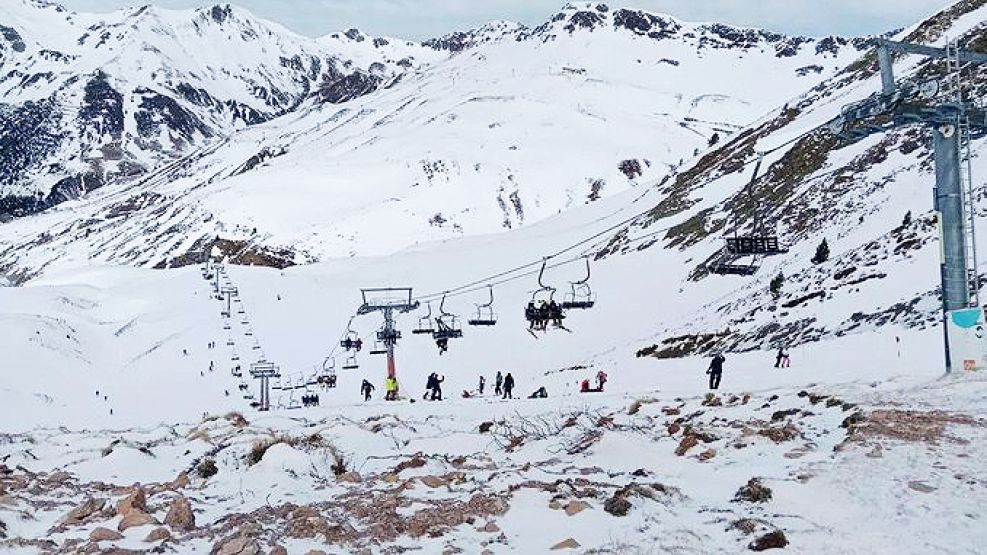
[828,38,987,372]
[357,288,419,393]
[249,361,280,411]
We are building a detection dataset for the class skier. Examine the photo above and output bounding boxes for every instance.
[526,302,538,329]
[478,376,486,395]
[495,371,503,396]
[706,353,725,390]
[361,379,375,401]
[781,348,791,368]
[548,299,563,328]
[774,347,784,368]
[528,386,548,399]
[436,337,449,355]
[502,372,515,399]
[596,370,608,391]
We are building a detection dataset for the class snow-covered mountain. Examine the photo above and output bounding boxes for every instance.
[2,1,987,552]
[0,1,871,278]
[0,0,440,216]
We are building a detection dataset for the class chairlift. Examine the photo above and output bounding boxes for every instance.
[340,318,363,352]
[226,338,234,346]
[433,294,464,340]
[223,323,231,330]
[369,336,388,355]
[467,285,498,326]
[708,153,789,276]
[561,257,597,310]
[412,302,436,335]
[342,352,359,370]
[524,259,566,330]
[432,293,463,354]
[232,366,242,377]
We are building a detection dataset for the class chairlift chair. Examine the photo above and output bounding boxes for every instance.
[561,257,597,310]
[467,285,498,326]
[342,353,359,370]
[708,153,788,276]
[369,339,388,355]
[525,259,566,329]
[340,319,363,351]
[432,293,464,339]
[223,323,231,330]
[412,302,436,334]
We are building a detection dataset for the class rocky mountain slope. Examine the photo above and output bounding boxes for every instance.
[0,1,870,280]
[597,0,987,358]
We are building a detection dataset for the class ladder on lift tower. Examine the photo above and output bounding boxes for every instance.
[947,40,981,306]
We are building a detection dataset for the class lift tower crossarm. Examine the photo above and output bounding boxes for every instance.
[876,38,987,94]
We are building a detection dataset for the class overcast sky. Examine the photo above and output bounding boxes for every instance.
[57,0,953,40]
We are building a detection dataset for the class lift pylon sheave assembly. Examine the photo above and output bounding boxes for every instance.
[561,257,597,309]
[708,154,789,276]
[356,288,418,381]
[826,38,987,373]
[467,285,498,326]
[249,361,281,412]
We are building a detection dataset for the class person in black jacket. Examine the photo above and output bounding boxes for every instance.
[361,379,375,401]
[706,353,725,390]
[502,372,515,399]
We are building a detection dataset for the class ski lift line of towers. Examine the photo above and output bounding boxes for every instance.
[202,257,286,411]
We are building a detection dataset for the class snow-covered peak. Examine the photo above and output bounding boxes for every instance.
[422,20,527,52]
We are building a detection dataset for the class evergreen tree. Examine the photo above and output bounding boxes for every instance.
[769,272,784,299]
[811,238,830,265]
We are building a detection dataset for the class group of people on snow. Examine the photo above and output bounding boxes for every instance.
[525,300,564,331]
[580,370,608,393]
[704,346,793,390]
[425,373,445,400]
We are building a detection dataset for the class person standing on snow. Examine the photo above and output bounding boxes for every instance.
[707,353,725,390]
[596,370,608,391]
[502,372,515,399]
[478,376,486,395]
[495,371,503,396]
[431,374,445,401]
[384,376,399,401]
[361,379,375,401]
[774,347,785,368]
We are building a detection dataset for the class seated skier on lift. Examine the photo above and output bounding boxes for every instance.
[526,302,538,329]
[548,300,563,327]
